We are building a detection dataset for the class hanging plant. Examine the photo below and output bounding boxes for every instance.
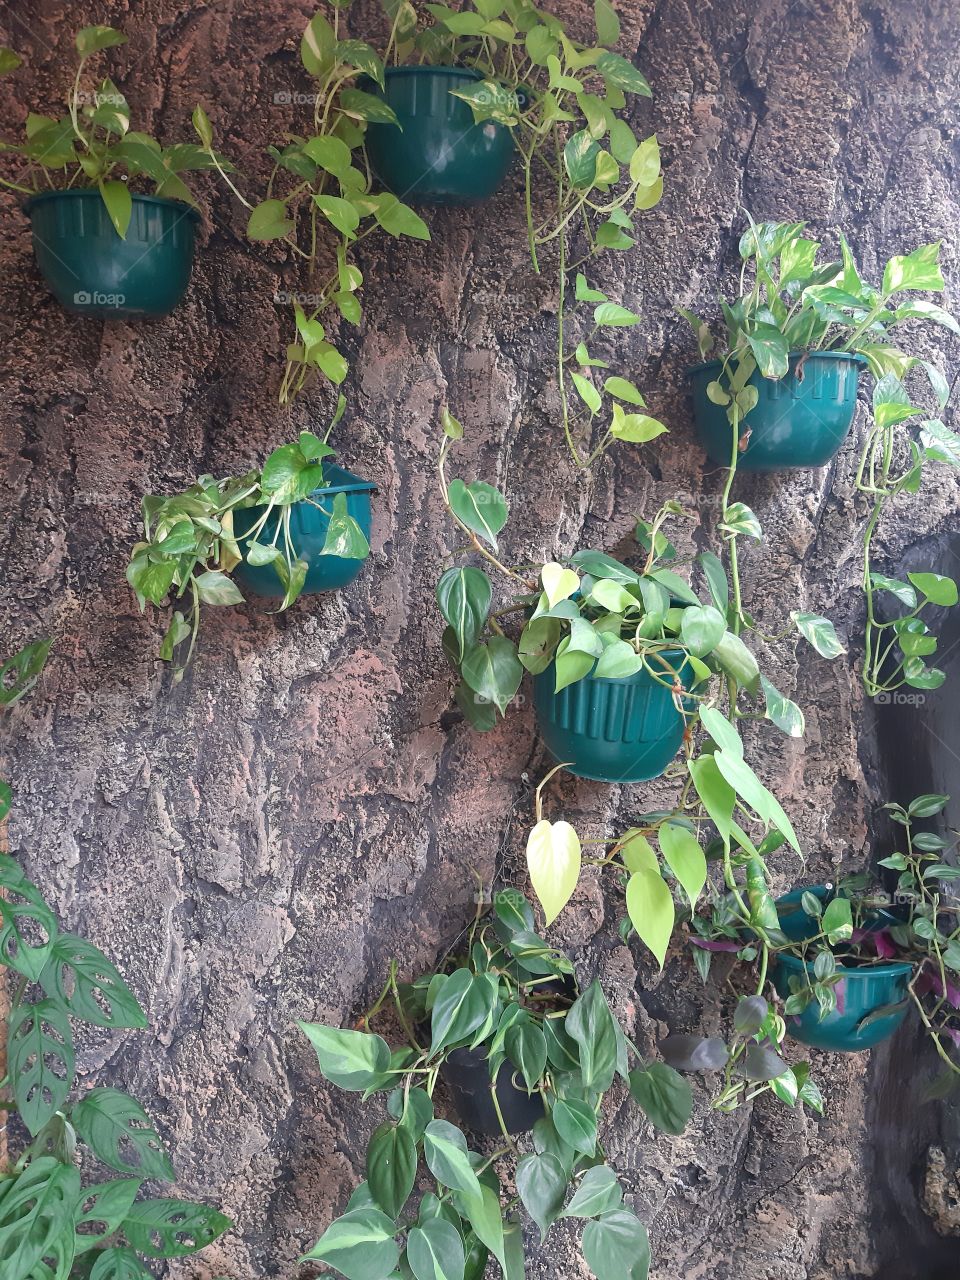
[299,888,690,1280]
[0,27,233,318]
[434,419,838,758]
[201,6,432,406]
[666,793,960,1106]
[126,402,373,681]
[680,217,959,471]
[206,0,665,458]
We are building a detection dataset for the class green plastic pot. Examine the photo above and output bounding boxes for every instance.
[771,886,912,1052]
[688,351,866,471]
[533,649,693,784]
[24,190,199,319]
[363,66,516,205]
[231,465,375,600]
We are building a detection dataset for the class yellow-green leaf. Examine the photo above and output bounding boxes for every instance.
[658,823,707,910]
[526,820,581,926]
[541,562,580,608]
[626,868,674,968]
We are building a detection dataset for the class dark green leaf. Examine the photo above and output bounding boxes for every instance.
[564,980,619,1093]
[72,1088,175,1181]
[515,1151,566,1243]
[552,1097,596,1155]
[437,568,492,663]
[407,1216,465,1280]
[75,1179,142,1255]
[627,1062,692,1135]
[447,479,508,549]
[422,1120,483,1198]
[366,1122,417,1219]
[121,1198,231,1258]
[562,1165,623,1219]
[39,935,146,1028]
[0,1157,80,1280]
[582,1207,650,1280]
[301,1205,400,1278]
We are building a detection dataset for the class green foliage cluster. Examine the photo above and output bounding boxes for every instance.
[300,889,689,1280]
[126,412,369,680]
[0,28,231,237]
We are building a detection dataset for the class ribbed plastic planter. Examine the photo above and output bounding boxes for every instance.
[441,1045,544,1136]
[24,190,199,319]
[231,465,375,599]
[688,351,866,471]
[771,886,912,1052]
[533,651,692,783]
[363,66,516,205]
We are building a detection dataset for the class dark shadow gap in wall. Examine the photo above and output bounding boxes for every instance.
[861,529,960,1277]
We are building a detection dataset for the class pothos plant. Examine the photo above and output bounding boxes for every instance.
[0,642,231,1278]
[435,420,842,1095]
[198,3,432,406]
[679,219,959,696]
[434,416,829,736]
[857,372,960,698]
[666,794,960,1109]
[300,887,690,1280]
[0,26,232,235]
[679,217,959,413]
[425,0,667,468]
[206,0,666,459]
[126,407,368,680]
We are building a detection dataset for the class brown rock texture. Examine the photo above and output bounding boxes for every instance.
[1,1,960,1278]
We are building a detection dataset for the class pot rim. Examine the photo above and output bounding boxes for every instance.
[685,350,869,378]
[381,64,484,80]
[774,951,914,980]
[23,187,202,223]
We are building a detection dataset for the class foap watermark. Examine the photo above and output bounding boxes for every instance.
[874,690,927,707]
[274,290,324,307]
[74,290,125,309]
[273,90,322,107]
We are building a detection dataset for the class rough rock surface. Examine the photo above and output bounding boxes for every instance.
[1,1,960,1278]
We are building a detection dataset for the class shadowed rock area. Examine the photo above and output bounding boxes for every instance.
[1,0,959,1276]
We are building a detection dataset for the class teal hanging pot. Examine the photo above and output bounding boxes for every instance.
[363,66,516,205]
[688,351,866,471]
[771,886,912,1051]
[532,649,693,784]
[231,465,375,599]
[24,190,199,319]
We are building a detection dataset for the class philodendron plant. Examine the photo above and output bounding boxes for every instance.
[300,888,690,1280]
[0,642,231,1278]
[663,794,960,1111]
[0,27,229,229]
[127,409,369,680]
[220,0,667,461]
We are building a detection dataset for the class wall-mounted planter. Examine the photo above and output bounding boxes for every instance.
[231,465,375,599]
[24,190,199,319]
[441,1044,544,1136]
[771,887,912,1052]
[688,351,866,471]
[533,651,693,784]
[363,66,516,205]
